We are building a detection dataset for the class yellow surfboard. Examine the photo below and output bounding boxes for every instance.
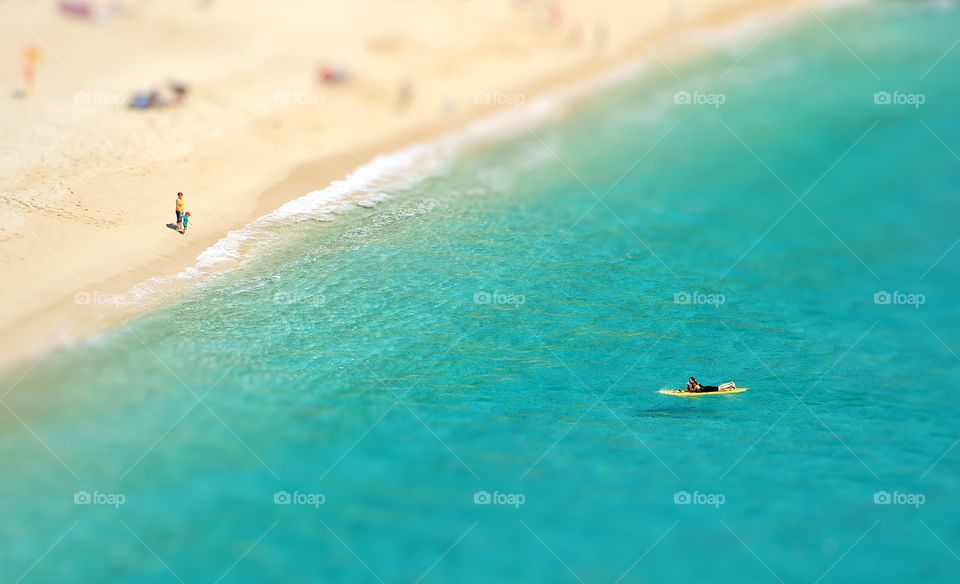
[658,387,748,397]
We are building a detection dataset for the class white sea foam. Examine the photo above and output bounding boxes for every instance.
[125,143,454,301]
[193,144,440,269]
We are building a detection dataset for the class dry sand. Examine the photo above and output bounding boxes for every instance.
[0,0,803,370]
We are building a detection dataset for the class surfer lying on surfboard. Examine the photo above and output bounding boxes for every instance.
[685,377,736,393]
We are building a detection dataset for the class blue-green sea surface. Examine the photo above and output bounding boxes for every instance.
[3,2,960,582]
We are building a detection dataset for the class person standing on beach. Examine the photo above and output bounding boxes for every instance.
[21,46,42,97]
[175,192,185,230]
[396,78,413,113]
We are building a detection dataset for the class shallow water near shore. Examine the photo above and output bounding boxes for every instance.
[4,2,960,582]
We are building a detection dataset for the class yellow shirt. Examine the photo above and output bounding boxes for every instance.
[176,198,185,212]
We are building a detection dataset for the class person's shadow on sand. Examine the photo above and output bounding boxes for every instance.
[166,223,179,231]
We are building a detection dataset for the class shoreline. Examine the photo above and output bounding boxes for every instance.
[1,0,818,373]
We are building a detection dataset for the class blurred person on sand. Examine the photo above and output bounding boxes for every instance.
[175,192,185,230]
[21,46,42,98]
[130,81,189,110]
[169,81,189,105]
[180,212,191,235]
[396,78,413,112]
[317,64,349,85]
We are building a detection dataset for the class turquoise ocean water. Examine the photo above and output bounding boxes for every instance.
[4,2,960,582]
